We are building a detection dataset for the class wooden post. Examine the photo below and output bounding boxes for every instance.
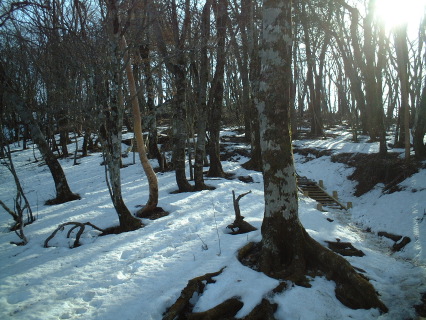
[333,191,338,199]
[319,180,324,188]
[347,202,353,209]
[304,190,309,197]
[317,203,323,211]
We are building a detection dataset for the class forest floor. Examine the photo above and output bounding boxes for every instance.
[0,125,425,320]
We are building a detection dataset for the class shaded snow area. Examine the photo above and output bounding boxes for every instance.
[1,127,425,320]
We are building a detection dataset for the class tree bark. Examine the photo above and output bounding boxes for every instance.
[413,83,426,159]
[207,0,227,178]
[394,24,411,160]
[194,0,212,191]
[140,36,164,170]
[99,0,143,232]
[150,0,193,192]
[120,36,159,214]
[299,2,324,136]
[256,0,387,312]
[257,0,300,273]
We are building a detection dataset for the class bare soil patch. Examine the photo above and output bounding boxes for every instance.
[331,153,420,196]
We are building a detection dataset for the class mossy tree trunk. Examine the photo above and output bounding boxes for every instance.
[256,0,387,312]
[99,0,143,232]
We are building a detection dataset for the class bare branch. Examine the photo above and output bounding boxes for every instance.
[0,200,19,221]
[0,1,51,27]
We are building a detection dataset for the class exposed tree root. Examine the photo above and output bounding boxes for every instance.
[306,236,387,312]
[238,236,388,313]
[136,206,169,220]
[415,292,426,317]
[166,235,387,319]
[162,268,225,320]
[241,158,262,172]
[237,241,259,264]
[193,183,216,192]
[325,240,365,257]
[44,222,104,248]
[163,266,279,320]
[187,298,243,320]
[45,193,81,205]
[240,298,278,320]
[100,221,143,235]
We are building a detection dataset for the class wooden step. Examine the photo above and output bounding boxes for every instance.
[297,174,348,210]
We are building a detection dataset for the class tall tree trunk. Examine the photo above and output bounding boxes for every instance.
[173,63,193,191]
[243,0,262,171]
[375,21,388,156]
[413,82,426,159]
[19,103,79,204]
[394,24,411,160]
[257,0,301,275]
[313,31,331,135]
[194,0,212,190]
[100,0,143,232]
[140,35,164,170]
[58,117,69,157]
[120,36,159,213]
[207,0,227,178]
[96,71,142,232]
[255,0,387,312]
[300,2,323,136]
[150,0,193,192]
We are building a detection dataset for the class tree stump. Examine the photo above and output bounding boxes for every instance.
[226,190,257,235]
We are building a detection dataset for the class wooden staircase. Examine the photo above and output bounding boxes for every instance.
[297,175,351,211]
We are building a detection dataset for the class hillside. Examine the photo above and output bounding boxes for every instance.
[0,126,425,320]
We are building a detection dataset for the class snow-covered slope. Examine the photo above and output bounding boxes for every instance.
[0,127,425,319]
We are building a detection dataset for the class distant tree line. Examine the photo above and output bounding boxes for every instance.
[0,0,425,229]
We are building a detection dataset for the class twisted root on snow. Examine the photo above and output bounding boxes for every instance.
[44,222,104,248]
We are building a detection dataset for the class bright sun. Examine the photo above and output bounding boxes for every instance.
[374,0,426,29]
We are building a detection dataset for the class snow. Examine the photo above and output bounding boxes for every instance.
[0,126,425,319]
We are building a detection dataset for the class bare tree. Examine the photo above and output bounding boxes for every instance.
[120,34,159,214]
[0,133,34,245]
[0,60,80,205]
[193,0,213,191]
[255,0,387,312]
[394,24,411,160]
[150,0,193,192]
[97,0,143,232]
[206,0,227,178]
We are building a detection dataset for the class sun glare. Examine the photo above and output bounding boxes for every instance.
[374,0,426,29]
